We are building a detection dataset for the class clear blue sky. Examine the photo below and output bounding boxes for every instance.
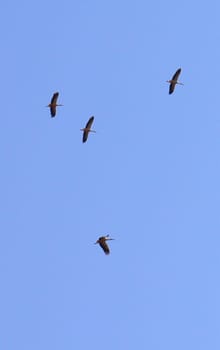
[0,0,220,349]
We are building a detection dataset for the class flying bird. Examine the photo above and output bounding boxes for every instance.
[47,92,63,117]
[95,235,114,255]
[166,68,183,94]
[80,116,96,143]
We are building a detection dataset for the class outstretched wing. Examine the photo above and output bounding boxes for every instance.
[171,68,181,82]
[99,240,110,255]
[50,105,56,117]
[169,82,176,94]
[83,130,89,143]
[85,116,94,129]
[51,92,59,105]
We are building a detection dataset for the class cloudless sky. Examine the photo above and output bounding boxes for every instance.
[1,0,220,349]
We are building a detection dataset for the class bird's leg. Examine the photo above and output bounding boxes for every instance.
[89,129,96,133]
[177,82,184,85]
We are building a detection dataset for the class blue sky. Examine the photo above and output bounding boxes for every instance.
[0,0,220,349]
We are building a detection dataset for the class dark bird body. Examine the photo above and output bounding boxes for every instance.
[95,235,114,255]
[47,92,63,117]
[166,68,183,94]
[81,116,96,143]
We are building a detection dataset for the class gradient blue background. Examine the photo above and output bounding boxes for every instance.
[1,1,220,349]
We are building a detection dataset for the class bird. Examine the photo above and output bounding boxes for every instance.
[80,116,96,143]
[166,68,183,94]
[47,92,63,117]
[95,235,114,255]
